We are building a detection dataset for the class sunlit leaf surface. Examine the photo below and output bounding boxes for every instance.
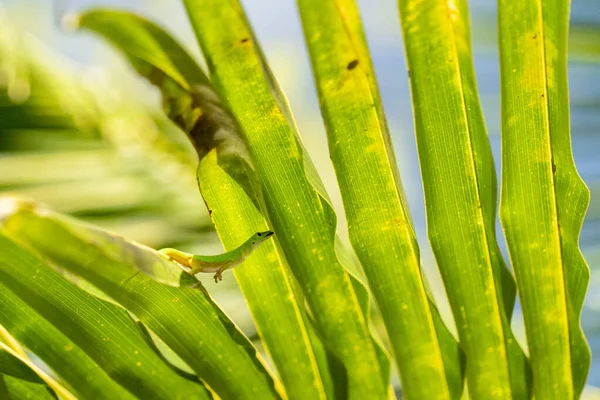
[398,0,529,397]
[296,0,464,398]
[499,0,591,397]
[77,10,331,399]
[3,204,281,400]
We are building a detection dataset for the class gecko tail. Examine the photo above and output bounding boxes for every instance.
[158,248,194,268]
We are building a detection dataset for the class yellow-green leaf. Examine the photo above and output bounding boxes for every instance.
[0,376,56,400]
[77,10,331,399]
[182,0,391,397]
[0,341,75,400]
[0,231,210,400]
[498,0,591,397]
[0,283,137,400]
[398,0,529,398]
[3,205,281,400]
[296,0,463,398]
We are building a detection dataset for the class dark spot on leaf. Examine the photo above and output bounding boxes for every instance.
[541,94,545,98]
[208,209,213,217]
[533,33,538,39]
[552,163,556,174]
[240,37,250,43]
[347,59,359,70]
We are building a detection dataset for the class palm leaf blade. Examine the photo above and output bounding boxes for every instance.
[3,205,281,400]
[296,0,464,398]
[498,0,591,397]
[181,0,391,397]
[398,0,529,397]
[77,10,331,399]
[0,231,211,399]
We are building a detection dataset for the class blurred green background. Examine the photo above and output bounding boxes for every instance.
[1,0,598,391]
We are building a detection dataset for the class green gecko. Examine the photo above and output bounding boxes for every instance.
[159,231,274,283]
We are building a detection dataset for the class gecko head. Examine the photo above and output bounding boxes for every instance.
[250,230,274,247]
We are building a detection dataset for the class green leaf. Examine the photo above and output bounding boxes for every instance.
[3,205,281,400]
[128,317,200,384]
[296,0,464,398]
[76,10,330,399]
[182,0,390,397]
[0,342,45,385]
[0,341,75,400]
[0,231,211,400]
[0,376,56,400]
[0,284,137,400]
[498,0,591,397]
[397,0,529,398]
[198,152,332,400]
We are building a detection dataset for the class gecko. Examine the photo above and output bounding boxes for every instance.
[159,231,274,283]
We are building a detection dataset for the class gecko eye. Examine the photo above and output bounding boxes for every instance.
[257,232,262,237]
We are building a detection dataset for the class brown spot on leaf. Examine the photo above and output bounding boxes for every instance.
[347,59,359,70]
[240,37,250,43]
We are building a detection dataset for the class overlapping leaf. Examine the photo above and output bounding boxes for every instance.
[0,231,210,399]
[0,342,45,385]
[182,0,391,397]
[0,341,74,400]
[296,0,463,398]
[398,0,529,398]
[77,10,331,399]
[3,203,281,400]
[0,283,136,400]
[498,0,591,397]
[0,376,56,400]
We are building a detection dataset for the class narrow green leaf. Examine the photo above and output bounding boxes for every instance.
[0,231,211,400]
[296,0,463,398]
[182,0,390,397]
[498,0,591,397]
[398,0,529,398]
[0,342,75,400]
[0,336,57,400]
[197,152,332,400]
[0,376,56,400]
[0,284,137,400]
[0,376,8,400]
[0,341,45,385]
[3,206,281,400]
[77,10,330,399]
[130,317,202,384]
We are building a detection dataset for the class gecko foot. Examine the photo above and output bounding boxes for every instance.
[213,271,223,283]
